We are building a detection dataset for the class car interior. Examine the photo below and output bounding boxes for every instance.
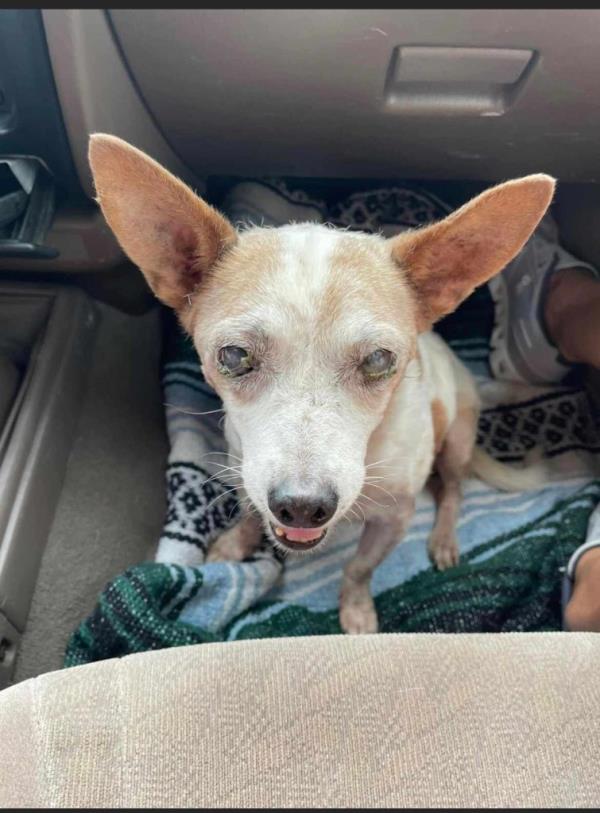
[0,8,599,808]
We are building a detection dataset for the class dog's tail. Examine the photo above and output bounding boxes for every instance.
[469,446,549,492]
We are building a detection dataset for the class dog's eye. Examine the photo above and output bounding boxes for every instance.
[217,346,254,377]
[360,349,396,380]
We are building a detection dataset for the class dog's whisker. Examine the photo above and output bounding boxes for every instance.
[200,474,241,486]
[358,492,388,510]
[365,458,396,469]
[203,463,242,475]
[205,488,238,512]
[363,479,396,487]
[200,467,243,487]
[208,462,243,472]
[350,501,367,523]
[164,403,225,417]
[201,465,243,482]
[345,506,363,524]
[226,501,240,522]
[201,451,243,463]
[362,482,398,504]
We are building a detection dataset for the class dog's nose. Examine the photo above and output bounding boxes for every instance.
[268,486,338,528]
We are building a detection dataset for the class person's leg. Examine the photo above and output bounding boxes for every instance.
[564,548,600,631]
[543,269,600,630]
[541,266,600,632]
[483,220,600,630]
[543,268,600,369]
[488,212,600,384]
[563,505,600,631]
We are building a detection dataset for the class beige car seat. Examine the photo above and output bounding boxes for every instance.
[0,632,598,808]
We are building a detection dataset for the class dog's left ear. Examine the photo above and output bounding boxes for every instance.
[391,174,555,331]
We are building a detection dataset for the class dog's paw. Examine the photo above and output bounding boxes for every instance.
[206,528,248,563]
[339,595,379,635]
[205,546,230,563]
[428,534,460,571]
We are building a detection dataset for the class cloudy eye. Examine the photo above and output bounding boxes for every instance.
[360,349,396,380]
[217,345,254,377]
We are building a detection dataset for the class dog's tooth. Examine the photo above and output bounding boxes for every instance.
[274,526,285,537]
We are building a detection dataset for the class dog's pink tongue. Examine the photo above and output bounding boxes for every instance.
[284,526,323,542]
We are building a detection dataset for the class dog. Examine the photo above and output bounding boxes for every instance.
[89,134,554,634]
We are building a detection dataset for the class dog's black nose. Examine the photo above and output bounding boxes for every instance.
[268,486,338,528]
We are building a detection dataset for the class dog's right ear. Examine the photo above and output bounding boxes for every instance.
[88,134,236,315]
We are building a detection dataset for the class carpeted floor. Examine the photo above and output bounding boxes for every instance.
[13,301,168,683]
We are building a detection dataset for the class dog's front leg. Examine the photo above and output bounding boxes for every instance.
[206,511,263,563]
[339,496,415,634]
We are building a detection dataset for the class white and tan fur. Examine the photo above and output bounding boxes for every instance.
[88,134,555,634]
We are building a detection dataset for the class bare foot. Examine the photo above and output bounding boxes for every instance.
[564,547,600,632]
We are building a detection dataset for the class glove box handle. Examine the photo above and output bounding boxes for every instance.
[383,46,538,117]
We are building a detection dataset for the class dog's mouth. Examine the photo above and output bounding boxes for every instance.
[269,522,328,551]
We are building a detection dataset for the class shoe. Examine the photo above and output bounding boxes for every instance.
[222,179,326,228]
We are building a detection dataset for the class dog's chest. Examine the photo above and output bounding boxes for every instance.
[364,380,434,508]
[363,333,461,506]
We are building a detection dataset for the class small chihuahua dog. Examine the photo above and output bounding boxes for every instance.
[89,134,553,634]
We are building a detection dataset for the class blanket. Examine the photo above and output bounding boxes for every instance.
[65,180,600,667]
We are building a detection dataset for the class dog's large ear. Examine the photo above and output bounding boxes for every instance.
[391,174,555,331]
[88,134,236,314]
